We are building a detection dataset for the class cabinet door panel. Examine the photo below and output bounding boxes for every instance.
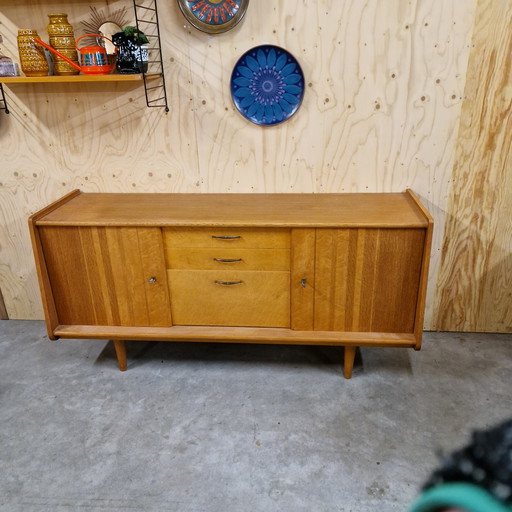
[39,226,171,327]
[314,228,425,333]
[136,228,174,327]
[290,229,316,330]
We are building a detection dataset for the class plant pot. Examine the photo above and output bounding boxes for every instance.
[112,33,148,74]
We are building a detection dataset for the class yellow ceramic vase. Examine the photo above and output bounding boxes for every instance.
[47,13,79,75]
[17,30,49,77]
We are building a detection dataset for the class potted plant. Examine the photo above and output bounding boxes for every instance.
[112,25,149,74]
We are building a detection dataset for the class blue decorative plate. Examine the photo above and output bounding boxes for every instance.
[230,45,305,126]
[178,0,249,34]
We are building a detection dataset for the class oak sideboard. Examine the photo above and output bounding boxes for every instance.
[29,190,433,378]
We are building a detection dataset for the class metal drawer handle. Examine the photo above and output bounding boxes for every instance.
[214,280,243,286]
[212,235,241,240]
[147,276,157,283]
[213,258,242,263]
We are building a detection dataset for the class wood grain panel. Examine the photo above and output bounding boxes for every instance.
[137,228,175,327]
[0,0,478,328]
[166,248,290,271]
[55,324,416,347]
[314,228,424,333]
[167,269,290,327]
[290,229,316,330]
[408,190,434,346]
[39,227,95,325]
[112,228,150,326]
[164,227,290,248]
[371,229,426,332]
[0,288,8,320]
[37,193,428,227]
[79,227,118,325]
[39,226,171,327]
[314,229,351,331]
[434,0,512,332]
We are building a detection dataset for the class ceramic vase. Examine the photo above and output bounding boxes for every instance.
[47,13,79,75]
[17,30,49,77]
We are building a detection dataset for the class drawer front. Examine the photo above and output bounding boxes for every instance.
[166,248,290,271]
[164,227,290,249]
[167,270,290,327]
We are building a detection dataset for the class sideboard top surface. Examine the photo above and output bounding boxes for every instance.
[34,191,430,228]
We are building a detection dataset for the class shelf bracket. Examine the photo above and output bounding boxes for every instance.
[0,84,10,114]
[133,0,169,112]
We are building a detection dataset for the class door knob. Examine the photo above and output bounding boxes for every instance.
[147,277,157,283]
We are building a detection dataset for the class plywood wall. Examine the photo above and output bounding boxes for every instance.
[2,0,506,332]
[434,0,512,333]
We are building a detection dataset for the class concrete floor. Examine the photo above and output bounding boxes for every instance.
[0,320,511,512]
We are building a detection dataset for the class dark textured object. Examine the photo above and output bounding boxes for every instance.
[112,32,148,74]
[424,419,512,504]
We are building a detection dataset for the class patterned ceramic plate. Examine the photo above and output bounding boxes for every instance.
[178,0,249,34]
[230,45,305,126]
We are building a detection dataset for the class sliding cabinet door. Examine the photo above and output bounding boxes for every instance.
[39,226,171,327]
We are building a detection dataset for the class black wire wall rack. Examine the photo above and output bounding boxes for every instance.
[133,0,169,112]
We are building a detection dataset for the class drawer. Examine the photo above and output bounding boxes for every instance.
[164,227,290,249]
[167,270,290,327]
[166,248,290,271]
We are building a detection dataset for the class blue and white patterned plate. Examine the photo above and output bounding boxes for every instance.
[230,45,305,126]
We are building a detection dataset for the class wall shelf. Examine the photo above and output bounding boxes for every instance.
[0,73,162,84]
[0,0,168,113]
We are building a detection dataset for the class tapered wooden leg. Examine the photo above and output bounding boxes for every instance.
[343,346,356,379]
[113,339,127,371]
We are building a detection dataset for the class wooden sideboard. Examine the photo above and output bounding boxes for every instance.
[29,190,433,378]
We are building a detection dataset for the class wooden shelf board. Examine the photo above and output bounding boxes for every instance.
[54,324,417,347]
[0,73,161,84]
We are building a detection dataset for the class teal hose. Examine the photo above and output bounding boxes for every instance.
[409,483,512,512]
